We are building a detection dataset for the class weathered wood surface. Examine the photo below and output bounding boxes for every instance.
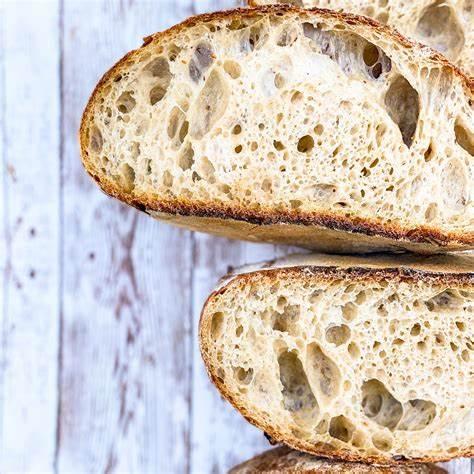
[0,1,471,473]
[0,2,60,472]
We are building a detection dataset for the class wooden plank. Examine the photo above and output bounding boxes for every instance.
[58,1,195,472]
[0,2,60,472]
[0,1,6,464]
[440,460,473,474]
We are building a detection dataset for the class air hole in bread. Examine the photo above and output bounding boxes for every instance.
[398,399,436,431]
[226,18,246,32]
[199,156,216,182]
[179,121,189,143]
[250,23,267,51]
[363,43,379,67]
[351,431,366,448]
[129,141,140,161]
[424,142,435,162]
[162,170,173,187]
[410,323,421,337]
[168,107,186,141]
[315,418,329,434]
[312,184,338,203]
[306,343,341,401]
[178,144,195,171]
[116,91,136,114]
[211,312,225,341]
[361,379,402,430]
[415,1,465,61]
[232,124,242,135]
[384,75,419,148]
[238,21,267,53]
[417,340,427,352]
[456,321,466,331]
[329,415,354,443]
[342,302,357,322]
[278,350,320,427]
[314,124,324,136]
[190,69,229,139]
[233,366,254,385]
[273,140,285,151]
[325,324,351,346]
[297,135,314,153]
[89,125,103,153]
[119,163,136,193]
[223,60,241,79]
[302,23,391,80]
[290,200,303,209]
[274,73,286,89]
[189,42,214,83]
[167,44,181,62]
[277,25,299,47]
[261,179,272,192]
[441,159,469,211]
[347,342,360,359]
[372,433,393,451]
[144,56,171,78]
[454,120,474,156]
[150,84,168,105]
[426,289,463,312]
[273,304,300,335]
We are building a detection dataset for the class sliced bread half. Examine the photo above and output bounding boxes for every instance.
[80,5,474,254]
[200,253,474,464]
[229,446,447,472]
[249,0,473,76]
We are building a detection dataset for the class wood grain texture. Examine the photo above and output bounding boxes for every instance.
[58,1,194,472]
[0,2,6,467]
[439,460,474,474]
[0,1,471,473]
[0,2,60,472]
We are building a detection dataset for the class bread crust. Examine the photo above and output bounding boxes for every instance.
[199,255,474,465]
[229,446,448,473]
[80,5,474,253]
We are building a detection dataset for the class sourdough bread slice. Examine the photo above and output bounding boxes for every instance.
[229,446,447,473]
[200,253,474,464]
[249,0,473,77]
[80,5,474,254]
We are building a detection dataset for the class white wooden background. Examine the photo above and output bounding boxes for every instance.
[0,1,471,473]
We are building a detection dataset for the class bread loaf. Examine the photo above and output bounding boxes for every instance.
[80,5,474,254]
[200,253,474,463]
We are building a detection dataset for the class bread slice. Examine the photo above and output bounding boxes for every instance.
[80,5,474,254]
[249,0,473,77]
[229,446,447,473]
[200,253,474,464]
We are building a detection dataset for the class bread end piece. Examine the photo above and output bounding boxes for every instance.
[80,5,474,254]
[200,254,474,464]
[229,446,448,473]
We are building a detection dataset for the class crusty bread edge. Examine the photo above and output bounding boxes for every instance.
[79,5,474,250]
[229,446,448,473]
[199,263,474,465]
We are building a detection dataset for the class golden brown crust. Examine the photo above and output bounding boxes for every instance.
[80,5,474,253]
[199,258,474,465]
[229,446,448,473]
